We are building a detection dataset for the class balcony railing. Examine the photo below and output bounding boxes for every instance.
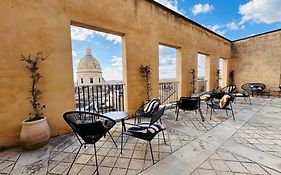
[197,79,207,93]
[159,81,179,104]
[75,84,124,114]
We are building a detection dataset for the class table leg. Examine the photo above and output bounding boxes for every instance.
[121,119,126,131]
[121,119,126,154]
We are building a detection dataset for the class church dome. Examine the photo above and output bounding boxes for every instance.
[77,48,102,73]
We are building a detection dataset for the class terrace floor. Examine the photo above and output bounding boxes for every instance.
[1,97,281,175]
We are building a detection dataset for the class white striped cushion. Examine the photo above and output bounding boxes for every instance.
[226,86,235,93]
[127,122,165,134]
[143,99,159,114]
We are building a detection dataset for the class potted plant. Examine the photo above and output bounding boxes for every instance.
[190,69,196,94]
[19,52,51,149]
[140,65,152,101]
[215,69,221,91]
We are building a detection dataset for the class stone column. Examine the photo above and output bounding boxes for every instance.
[177,47,196,97]
[222,58,229,87]
[122,33,158,116]
[206,54,219,91]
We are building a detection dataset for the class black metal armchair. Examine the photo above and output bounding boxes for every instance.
[125,106,166,164]
[234,83,252,104]
[176,97,204,122]
[63,111,116,175]
[207,93,235,120]
[220,85,236,94]
[134,98,161,123]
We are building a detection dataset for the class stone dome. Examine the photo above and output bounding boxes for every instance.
[77,48,102,73]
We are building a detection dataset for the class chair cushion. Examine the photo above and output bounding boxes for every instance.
[143,99,159,114]
[127,122,165,135]
[226,86,235,93]
[251,85,262,91]
[219,94,231,108]
[200,94,211,101]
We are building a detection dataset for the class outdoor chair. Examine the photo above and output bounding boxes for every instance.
[176,97,204,122]
[220,85,236,94]
[125,106,166,164]
[269,86,281,98]
[63,111,116,175]
[200,91,224,114]
[134,98,160,123]
[234,83,252,104]
[200,91,214,114]
[249,83,266,96]
[207,93,235,120]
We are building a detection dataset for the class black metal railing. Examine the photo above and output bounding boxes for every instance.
[75,84,124,114]
[197,79,207,93]
[159,81,178,104]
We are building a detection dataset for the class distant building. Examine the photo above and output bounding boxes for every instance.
[77,48,105,86]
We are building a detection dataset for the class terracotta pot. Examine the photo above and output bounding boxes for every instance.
[20,116,51,149]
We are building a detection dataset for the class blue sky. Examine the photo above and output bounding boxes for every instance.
[157,0,281,40]
[71,0,281,82]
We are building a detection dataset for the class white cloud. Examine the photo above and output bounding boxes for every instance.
[110,56,122,67]
[72,51,78,58]
[103,67,122,81]
[103,56,123,81]
[154,0,185,15]
[70,26,121,44]
[239,0,281,24]
[159,55,176,79]
[191,3,214,15]
[197,54,205,79]
[95,31,121,44]
[208,24,226,36]
[208,21,245,36]
[226,22,245,30]
[70,26,94,41]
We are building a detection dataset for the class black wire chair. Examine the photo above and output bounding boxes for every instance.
[125,106,166,164]
[234,83,252,104]
[63,111,116,175]
[134,98,161,123]
[207,93,235,120]
[220,85,237,94]
[176,97,204,122]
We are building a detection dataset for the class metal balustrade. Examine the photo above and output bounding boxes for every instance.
[75,84,124,114]
[159,81,179,104]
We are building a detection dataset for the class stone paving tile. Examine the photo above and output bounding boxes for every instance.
[1,97,280,175]
[128,159,144,170]
[49,162,70,174]
[110,167,127,175]
[232,100,281,159]
[192,149,281,175]
[77,165,96,175]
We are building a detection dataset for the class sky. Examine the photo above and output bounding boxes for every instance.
[71,0,281,82]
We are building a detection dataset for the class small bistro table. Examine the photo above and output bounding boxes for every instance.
[103,111,128,153]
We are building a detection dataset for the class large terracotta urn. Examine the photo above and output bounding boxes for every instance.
[20,116,51,149]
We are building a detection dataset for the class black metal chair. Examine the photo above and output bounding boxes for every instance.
[207,93,235,120]
[63,111,116,175]
[220,85,236,94]
[249,83,266,96]
[125,106,166,164]
[234,83,252,104]
[134,98,161,123]
[176,97,204,122]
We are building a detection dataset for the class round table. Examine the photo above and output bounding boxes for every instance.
[103,111,128,153]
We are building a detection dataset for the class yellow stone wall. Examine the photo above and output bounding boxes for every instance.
[0,0,231,147]
[231,30,281,91]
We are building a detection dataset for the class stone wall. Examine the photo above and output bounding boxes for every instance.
[0,0,231,147]
[231,30,281,91]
